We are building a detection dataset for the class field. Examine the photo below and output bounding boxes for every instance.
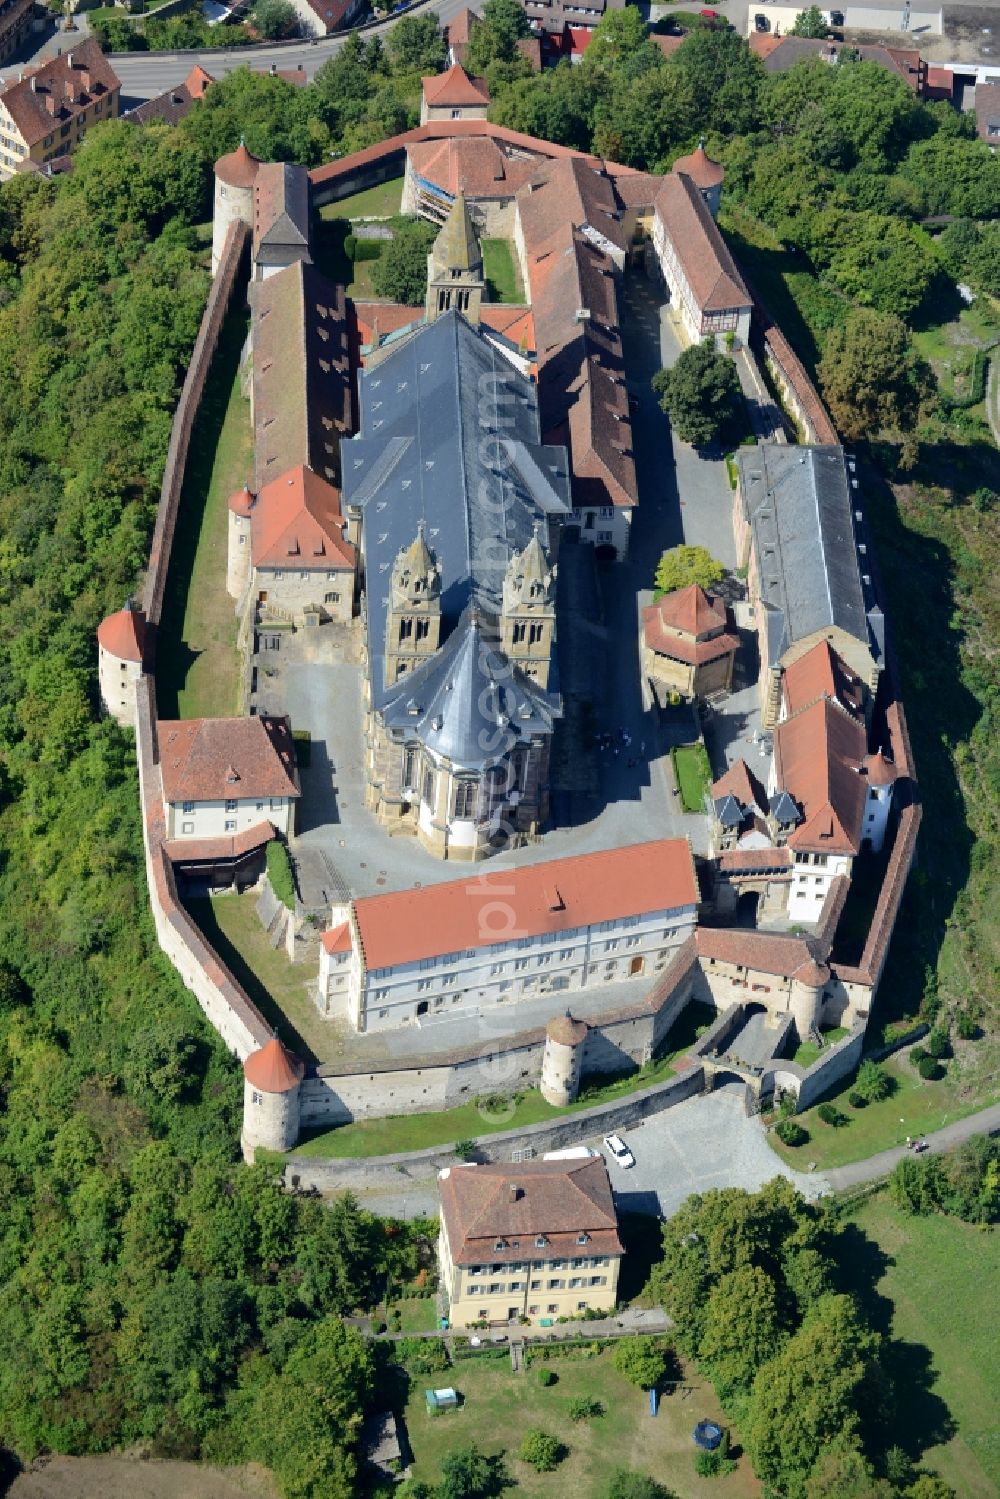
[482,237,522,304]
[317,177,403,221]
[846,1195,1000,1497]
[671,742,711,812]
[156,307,249,720]
[769,1048,992,1170]
[9,1457,277,1499]
[402,1347,759,1498]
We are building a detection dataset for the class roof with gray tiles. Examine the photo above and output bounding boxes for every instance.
[342,311,571,756]
[737,444,882,663]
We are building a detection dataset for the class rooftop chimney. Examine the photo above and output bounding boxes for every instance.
[508,1183,521,1203]
[45,92,57,115]
[29,75,37,92]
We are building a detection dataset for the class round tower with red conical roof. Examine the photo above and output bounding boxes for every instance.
[227,483,254,600]
[241,1036,305,1159]
[212,138,262,276]
[97,601,146,727]
[672,138,725,220]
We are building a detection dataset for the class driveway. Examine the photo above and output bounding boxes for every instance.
[594,1081,830,1219]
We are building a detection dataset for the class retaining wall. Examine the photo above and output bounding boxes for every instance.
[284,1063,706,1192]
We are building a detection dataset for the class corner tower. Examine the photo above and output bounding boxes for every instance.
[425,190,485,325]
[212,139,261,275]
[385,524,442,686]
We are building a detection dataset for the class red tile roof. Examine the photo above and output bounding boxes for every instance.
[408,135,542,199]
[864,749,896,788]
[480,303,535,353]
[711,758,768,813]
[653,173,750,313]
[321,921,352,954]
[251,464,355,572]
[422,64,490,108]
[696,925,815,979]
[975,82,1000,142]
[446,6,478,44]
[650,584,726,638]
[782,640,865,720]
[772,697,868,856]
[672,142,724,190]
[439,1157,622,1267]
[793,957,830,988]
[157,715,301,804]
[0,38,120,149]
[650,32,683,58]
[244,1036,305,1093]
[348,839,697,970]
[163,819,276,864]
[97,605,145,664]
[519,156,628,260]
[717,847,793,875]
[643,587,738,664]
[547,1012,588,1045]
[215,139,262,189]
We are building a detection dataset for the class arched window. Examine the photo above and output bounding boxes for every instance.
[453,779,479,820]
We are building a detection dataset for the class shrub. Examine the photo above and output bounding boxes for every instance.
[569,1396,604,1421]
[776,1119,808,1146]
[344,232,356,260]
[918,1056,943,1080]
[519,1429,565,1471]
[694,1429,735,1477]
[956,1010,979,1040]
[927,1029,951,1060]
[453,1139,477,1161]
[537,1367,557,1387]
[778,1092,797,1118]
[910,1046,929,1066]
[848,1090,867,1109]
[854,1058,894,1103]
[352,236,384,262]
[817,1103,848,1127]
[266,838,296,911]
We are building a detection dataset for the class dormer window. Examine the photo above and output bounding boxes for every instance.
[535,1235,547,1249]
[494,1239,505,1252]
[576,1232,589,1246]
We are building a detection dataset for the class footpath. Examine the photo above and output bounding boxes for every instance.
[824,1099,1000,1193]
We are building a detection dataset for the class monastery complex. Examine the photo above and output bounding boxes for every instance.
[98,90,920,1163]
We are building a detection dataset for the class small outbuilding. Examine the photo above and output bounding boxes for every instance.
[425,1387,459,1412]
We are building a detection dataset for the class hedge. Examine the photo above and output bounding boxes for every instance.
[266,838,296,911]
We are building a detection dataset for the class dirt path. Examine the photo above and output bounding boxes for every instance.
[9,1457,277,1499]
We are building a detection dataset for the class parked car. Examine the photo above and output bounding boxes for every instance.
[603,1133,635,1169]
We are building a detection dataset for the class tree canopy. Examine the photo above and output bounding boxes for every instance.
[652,341,744,448]
[817,307,935,441]
[653,545,725,596]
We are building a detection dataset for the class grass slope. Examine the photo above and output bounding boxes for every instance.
[156,307,250,720]
[317,177,403,221]
[847,1195,1000,1496]
[482,237,522,304]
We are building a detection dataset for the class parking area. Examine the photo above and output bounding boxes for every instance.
[594,1082,830,1219]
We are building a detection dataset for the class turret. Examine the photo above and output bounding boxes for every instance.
[212,139,262,276]
[672,137,725,220]
[425,190,485,325]
[541,1012,588,1106]
[241,1037,305,1160]
[789,959,829,1043]
[501,523,556,689]
[385,524,442,686]
[97,601,146,727]
[227,484,254,599]
[862,749,896,853]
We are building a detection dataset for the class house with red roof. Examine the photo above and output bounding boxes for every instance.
[652,168,751,347]
[157,714,300,844]
[641,584,740,702]
[420,64,490,125]
[0,39,120,180]
[318,838,698,1030]
[227,464,356,626]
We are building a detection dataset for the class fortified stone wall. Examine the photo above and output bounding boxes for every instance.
[284,1063,706,1192]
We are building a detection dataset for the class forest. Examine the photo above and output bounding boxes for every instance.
[0,12,997,1495]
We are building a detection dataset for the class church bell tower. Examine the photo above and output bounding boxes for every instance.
[425,190,485,326]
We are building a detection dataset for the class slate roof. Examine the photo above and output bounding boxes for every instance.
[251,464,355,572]
[157,715,301,804]
[0,39,119,149]
[348,839,697,970]
[772,696,869,856]
[251,263,352,490]
[737,444,882,665]
[253,160,311,267]
[439,1157,623,1267]
[653,172,750,313]
[343,309,571,731]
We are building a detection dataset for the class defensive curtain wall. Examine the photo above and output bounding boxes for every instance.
[116,129,920,1162]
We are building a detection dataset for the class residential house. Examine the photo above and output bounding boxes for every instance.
[0,39,120,179]
[733,444,884,727]
[285,0,365,35]
[748,33,942,98]
[446,8,542,69]
[157,715,300,846]
[318,839,699,1029]
[420,64,489,124]
[227,464,356,626]
[975,82,1000,143]
[437,1157,624,1327]
[125,62,213,127]
[519,0,625,38]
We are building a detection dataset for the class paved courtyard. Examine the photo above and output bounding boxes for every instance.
[594,1082,830,1219]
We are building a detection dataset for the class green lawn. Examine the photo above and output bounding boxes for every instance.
[482,237,522,304]
[846,1195,1000,1497]
[671,743,711,813]
[156,306,249,720]
[790,1025,849,1068]
[291,1001,716,1158]
[318,177,403,221]
[186,893,334,1064]
[392,1295,439,1334]
[770,1049,993,1170]
[403,1348,759,1498]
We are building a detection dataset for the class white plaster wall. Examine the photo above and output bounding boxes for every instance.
[99,649,142,728]
[165,795,293,839]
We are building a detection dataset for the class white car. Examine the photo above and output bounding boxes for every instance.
[603,1133,635,1169]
